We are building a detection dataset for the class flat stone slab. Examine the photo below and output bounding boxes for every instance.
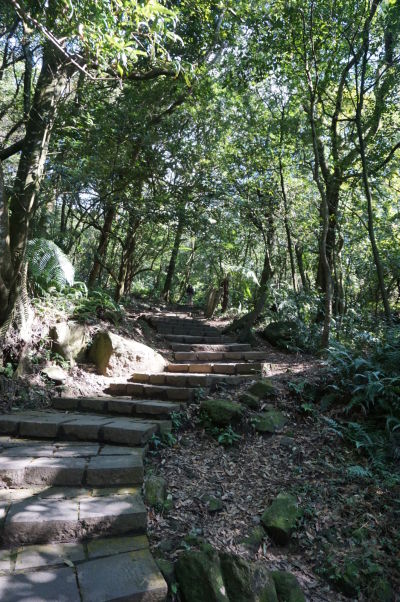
[15,541,85,571]
[2,491,146,546]
[171,343,252,352]
[131,372,253,388]
[86,455,143,486]
[113,382,196,402]
[0,566,80,601]
[77,550,167,602]
[54,396,181,418]
[0,412,160,447]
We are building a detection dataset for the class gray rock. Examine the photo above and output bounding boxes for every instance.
[49,321,88,365]
[144,475,167,509]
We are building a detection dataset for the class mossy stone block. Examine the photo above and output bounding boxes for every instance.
[175,550,229,602]
[239,392,260,410]
[248,379,276,399]
[270,571,306,602]
[144,475,166,509]
[220,553,278,602]
[261,493,301,545]
[200,399,244,427]
[253,411,287,434]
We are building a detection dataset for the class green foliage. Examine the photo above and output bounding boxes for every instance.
[73,290,123,323]
[217,426,241,446]
[26,239,75,295]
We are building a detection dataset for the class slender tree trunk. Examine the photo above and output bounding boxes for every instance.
[295,243,308,290]
[114,219,140,301]
[355,41,392,323]
[88,204,116,288]
[162,213,184,301]
[227,245,274,337]
[279,157,296,292]
[221,276,229,312]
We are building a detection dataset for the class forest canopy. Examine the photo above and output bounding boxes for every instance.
[0,0,399,343]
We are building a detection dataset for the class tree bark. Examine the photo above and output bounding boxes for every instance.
[0,43,72,330]
[162,212,184,302]
[295,243,308,290]
[279,157,296,292]
[88,204,116,288]
[355,34,392,323]
[221,276,229,312]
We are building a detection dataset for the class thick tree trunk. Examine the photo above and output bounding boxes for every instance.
[0,43,71,330]
[162,213,184,302]
[88,204,116,288]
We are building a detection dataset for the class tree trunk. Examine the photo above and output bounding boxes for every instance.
[355,39,392,323]
[221,276,229,312]
[162,213,184,301]
[279,157,296,292]
[295,243,308,290]
[88,204,116,288]
[1,43,72,330]
[227,245,273,337]
[204,287,221,318]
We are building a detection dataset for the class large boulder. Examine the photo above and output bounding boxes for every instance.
[260,321,299,350]
[200,399,244,427]
[261,493,302,545]
[49,322,88,365]
[88,330,166,376]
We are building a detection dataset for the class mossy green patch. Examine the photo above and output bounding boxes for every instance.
[261,493,302,545]
[248,379,276,399]
[200,399,244,427]
[253,411,287,434]
[270,571,306,602]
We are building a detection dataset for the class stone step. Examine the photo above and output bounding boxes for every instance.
[0,446,143,489]
[109,382,197,402]
[53,396,181,418]
[0,536,167,601]
[155,325,220,335]
[174,350,269,361]
[164,334,234,343]
[170,343,252,352]
[166,362,262,375]
[130,372,254,388]
[0,411,163,447]
[1,486,147,547]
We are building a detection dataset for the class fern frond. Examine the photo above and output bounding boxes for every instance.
[26,238,75,294]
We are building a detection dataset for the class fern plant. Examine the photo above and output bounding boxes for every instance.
[26,239,75,295]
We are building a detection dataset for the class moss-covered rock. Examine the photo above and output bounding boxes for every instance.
[261,493,302,545]
[156,558,175,587]
[144,475,166,509]
[200,399,244,427]
[239,392,261,409]
[270,571,306,602]
[261,321,299,350]
[248,379,276,399]
[240,526,265,552]
[253,411,287,434]
[220,554,278,602]
[175,550,229,602]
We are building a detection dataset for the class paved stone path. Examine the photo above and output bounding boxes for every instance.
[0,307,268,600]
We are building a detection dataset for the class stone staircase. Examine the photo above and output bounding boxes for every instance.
[0,400,169,596]
[0,308,268,600]
[107,311,270,403]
